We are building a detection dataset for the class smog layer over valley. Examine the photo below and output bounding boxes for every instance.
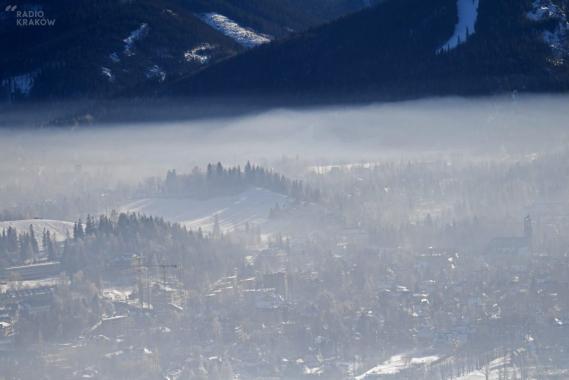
[2,0,569,379]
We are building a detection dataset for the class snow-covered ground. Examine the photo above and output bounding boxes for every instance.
[120,187,289,233]
[102,287,134,302]
[437,0,480,53]
[197,13,271,48]
[453,354,519,380]
[0,219,74,242]
[454,371,487,380]
[0,277,59,293]
[309,162,380,174]
[356,354,439,379]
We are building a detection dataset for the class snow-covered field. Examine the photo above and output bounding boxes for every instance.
[120,187,289,233]
[0,219,74,242]
[197,13,271,48]
[437,0,480,53]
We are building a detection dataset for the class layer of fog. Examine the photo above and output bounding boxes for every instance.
[1,94,568,191]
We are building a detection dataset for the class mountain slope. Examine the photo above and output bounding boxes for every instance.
[168,0,569,99]
[0,0,380,102]
[184,0,383,38]
[0,0,245,101]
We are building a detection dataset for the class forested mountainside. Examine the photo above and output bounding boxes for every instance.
[0,0,240,101]
[168,0,569,100]
[183,0,382,38]
[0,0,377,102]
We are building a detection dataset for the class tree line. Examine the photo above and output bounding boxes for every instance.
[162,162,320,201]
[61,213,242,289]
[0,226,58,267]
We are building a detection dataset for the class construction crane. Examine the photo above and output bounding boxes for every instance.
[132,256,179,309]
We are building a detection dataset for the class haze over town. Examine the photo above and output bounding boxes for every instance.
[1,95,569,379]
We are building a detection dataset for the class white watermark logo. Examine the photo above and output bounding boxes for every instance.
[5,4,56,27]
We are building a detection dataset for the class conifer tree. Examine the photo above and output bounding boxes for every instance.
[29,225,39,256]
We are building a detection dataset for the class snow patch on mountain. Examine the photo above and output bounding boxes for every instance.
[527,0,569,59]
[544,23,569,55]
[100,67,115,82]
[184,43,216,64]
[197,13,271,48]
[145,65,166,82]
[437,0,480,53]
[1,69,41,96]
[527,0,565,21]
[123,23,149,56]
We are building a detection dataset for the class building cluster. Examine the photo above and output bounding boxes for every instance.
[1,213,569,379]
